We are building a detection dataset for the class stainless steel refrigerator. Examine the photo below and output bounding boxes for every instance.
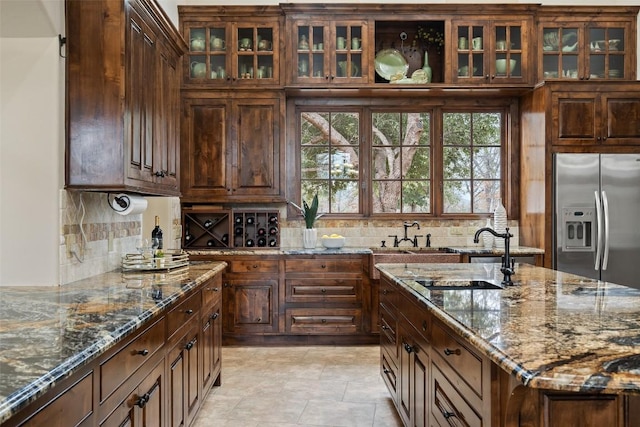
[554,153,640,289]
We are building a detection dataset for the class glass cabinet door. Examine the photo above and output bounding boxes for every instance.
[493,24,523,80]
[587,26,626,79]
[455,25,486,81]
[332,23,364,82]
[187,25,228,81]
[541,26,579,80]
[295,23,327,82]
[236,25,276,84]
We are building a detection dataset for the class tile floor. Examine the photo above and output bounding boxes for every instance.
[192,345,404,427]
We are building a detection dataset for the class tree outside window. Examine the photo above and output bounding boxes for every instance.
[297,106,505,217]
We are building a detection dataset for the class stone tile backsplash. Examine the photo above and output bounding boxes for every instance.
[59,190,519,284]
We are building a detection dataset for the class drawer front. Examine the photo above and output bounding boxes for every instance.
[379,303,398,360]
[227,259,279,274]
[285,308,362,334]
[285,278,361,303]
[167,291,201,338]
[401,295,430,343]
[381,350,398,399]
[22,371,93,427]
[202,274,222,307]
[100,317,165,402]
[379,277,398,310]
[285,258,362,273]
[431,321,483,397]
[432,361,483,427]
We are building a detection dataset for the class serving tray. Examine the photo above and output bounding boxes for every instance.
[122,250,189,271]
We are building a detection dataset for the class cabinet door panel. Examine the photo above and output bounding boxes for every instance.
[604,97,640,144]
[234,101,280,195]
[543,393,621,427]
[552,92,598,144]
[187,102,228,192]
[224,278,278,333]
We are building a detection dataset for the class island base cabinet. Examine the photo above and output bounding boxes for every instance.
[543,393,622,427]
[100,356,165,427]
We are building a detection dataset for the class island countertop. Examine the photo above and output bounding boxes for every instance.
[0,261,226,423]
[375,262,640,395]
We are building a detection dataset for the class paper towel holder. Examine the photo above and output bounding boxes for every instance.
[108,192,148,215]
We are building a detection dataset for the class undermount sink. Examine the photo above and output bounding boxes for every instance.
[414,279,503,290]
[370,248,461,279]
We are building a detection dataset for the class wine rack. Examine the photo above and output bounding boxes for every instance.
[181,207,279,249]
[232,210,280,248]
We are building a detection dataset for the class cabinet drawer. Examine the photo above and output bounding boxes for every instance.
[99,317,165,402]
[431,321,483,397]
[379,276,399,309]
[401,296,430,343]
[167,291,201,339]
[21,371,93,427]
[432,361,483,427]
[381,350,398,398]
[285,308,362,334]
[202,274,222,307]
[227,259,279,274]
[285,278,361,303]
[379,303,397,360]
[285,258,362,273]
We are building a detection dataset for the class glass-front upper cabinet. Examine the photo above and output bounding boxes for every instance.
[538,10,636,82]
[288,19,369,85]
[452,18,531,85]
[180,8,282,87]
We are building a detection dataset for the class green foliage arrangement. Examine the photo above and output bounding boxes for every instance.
[289,194,323,229]
[414,25,445,53]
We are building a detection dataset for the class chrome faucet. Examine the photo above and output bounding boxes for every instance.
[473,226,515,286]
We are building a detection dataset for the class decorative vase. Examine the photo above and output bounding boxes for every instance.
[493,198,507,249]
[303,228,317,249]
[482,218,494,249]
[422,50,432,83]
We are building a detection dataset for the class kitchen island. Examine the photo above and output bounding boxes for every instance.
[0,261,226,426]
[376,262,640,427]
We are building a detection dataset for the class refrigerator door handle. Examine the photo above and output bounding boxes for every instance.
[594,190,603,270]
[601,190,610,270]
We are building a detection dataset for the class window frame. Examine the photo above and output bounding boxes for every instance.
[286,96,520,221]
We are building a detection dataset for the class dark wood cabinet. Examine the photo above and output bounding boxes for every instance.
[537,7,638,82]
[200,274,222,394]
[179,6,284,87]
[519,81,640,262]
[451,14,534,85]
[180,92,284,203]
[283,11,371,85]
[65,0,185,196]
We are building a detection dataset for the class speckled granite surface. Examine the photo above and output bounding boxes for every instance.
[376,262,640,395]
[0,261,226,423]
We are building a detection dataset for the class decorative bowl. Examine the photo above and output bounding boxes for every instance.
[375,49,409,81]
[321,236,346,249]
[495,59,516,74]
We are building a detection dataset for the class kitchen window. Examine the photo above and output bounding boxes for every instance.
[293,102,510,218]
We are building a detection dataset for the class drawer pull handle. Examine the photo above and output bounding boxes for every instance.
[382,289,388,295]
[383,368,391,374]
[252,264,258,269]
[422,320,428,332]
[381,325,388,330]
[443,411,457,420]
[403,343,414,354]
[321,264,326,268]
[135,393,150,408]
[207,287,219,292]
[185,338,197,351]
[322,319,327,323]
[185,309,194,315]
[444,348,461,356]
[321,288,326,293]
[135,349,149,356]
[256,317,262,322]
[211,312,219,320]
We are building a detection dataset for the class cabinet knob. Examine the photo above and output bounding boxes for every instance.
[321,264,327,269]
[321,288,326,293]
[383,367,391,374]
[403,342,414,354]
[185,309,194,315]
[382,289,388,295]
[154,170,167,177]
[381,325,388,330]
[211,312,219,320]
[444,348,461,356]
[135,393,150,408]
[207,287,220,292]
[256,317,262,322]
[422,320,428,332]
[443,411,457,420]
[185,337,197,351]
[135,349,149,356]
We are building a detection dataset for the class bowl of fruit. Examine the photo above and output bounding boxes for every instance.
[321,233,346,249]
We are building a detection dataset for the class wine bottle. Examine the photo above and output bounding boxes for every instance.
[269,226,278,236]
[221,233,229,244]
[268,215,278,224]
[257,237,267,247]
[258,228,266,236]
[246,216,255,225]
[235,216,243,224]
[207,239,215,247]
[246,238,255,247]
[203,219,213,228]
[268,238,278,247]
[184,223,193,243]
[151,216,163,249]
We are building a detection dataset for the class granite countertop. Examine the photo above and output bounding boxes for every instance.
[376,262,640,395]
[0,261,226,423]
[187,245,543,256]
